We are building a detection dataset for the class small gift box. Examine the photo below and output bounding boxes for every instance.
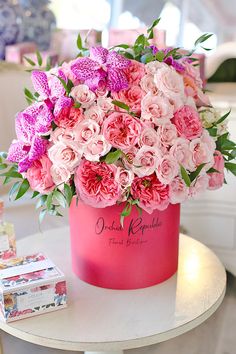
[0,253,67,322]
[5,42,37,64]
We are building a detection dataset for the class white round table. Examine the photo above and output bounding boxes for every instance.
[0,228,226,354]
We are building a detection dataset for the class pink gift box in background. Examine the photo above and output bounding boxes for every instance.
[5,42,37,64]
[0,253,67,322]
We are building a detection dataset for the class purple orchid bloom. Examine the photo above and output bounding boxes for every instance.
[71,46,131,92]
[7,102,53,173]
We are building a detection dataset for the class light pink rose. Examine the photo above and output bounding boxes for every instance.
[131,173,170,214]
[145,61,165,75]
[115,167,134,189]
[139,127,159,147]
[103,112,143,152]
[196,88,211,107]
[75,119,100,146]
[26,155,54,194]
[50,127,79,144]
[169,138,192,170]
[172,105,203,140]
[141,93,174,125]
[140,74,158,95]
[189,135,215,171]
[154,65,185,108]
[84,104,105,125]
[50,165,71,187]
[183,61,202,88]
[97,97,114,112]
[132,146,160,177]
[70,84,96,108]
[48,141,82,172]
[201,130,216,154]
[208,150,225,190]
[122,146,139,170]
[124,59,146,84]
[157,122,178,147]
[83,135,111,162]
[112,85,145,114]
[189,174,209,197]
[74,160,121,208]
[156,155,179,184]
[169,176,189,203]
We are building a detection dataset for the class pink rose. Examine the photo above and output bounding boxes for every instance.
[74,160,121,208]
[84,104,105,125]
[169,138,192,170]
[103,112,143,152]
[75,119,100,146]
[55,106,85,129]
[122,146,139,169]
[97,97,114,112]
[157,122,178,147]
[131,173,169,214]
[189,135,215,171]
[26,155,54,194]
[112,85,144,114]
[48,141,82,172]
[169,176,189,203]
[156,155,179,184]
[189,174,209,197]
[50,127,78,144]
[50,165,71,187]
[115,167,134,189]
[139,127,159,147]
[132,146,160,177]
[70,84,96,108]
[83,135,111,162]
[140,74,158,95]
[154,64,185,109]
[208,151,225,190]
[141,93,174,125]
[145,61,165,75]
[183,61,202,88]
[124,59,145,84]
[172,105,203,140]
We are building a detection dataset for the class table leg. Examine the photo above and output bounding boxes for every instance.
[85,351,124,354]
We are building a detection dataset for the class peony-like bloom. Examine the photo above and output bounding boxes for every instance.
[26,155,55,194]
[103,112,143,152]
[169,176,189,204]
[208,150,225,190]
[132,146,160,177]
[154,64,185,109]
[74,160,121,208]
[75,119,100,146]
[84,104,105,125]
[112,85,145,114]
[70,84,96,108]
[50,164,71,187]
[131,173,169,214]
[141,92,174,125]
[169,138,192,170]
[156,155,179,185]
[124,59,146,85]
[48,141,82,172]
[83,135,111,161]
[172,105,203,140]
[115,167,134,189]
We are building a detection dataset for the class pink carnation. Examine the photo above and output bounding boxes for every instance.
[208,151,225,190]
[74,160,121,208]
[103,112,143,152]
[26,155,54,194]
[131,173,169,214]
[172,105,203,140]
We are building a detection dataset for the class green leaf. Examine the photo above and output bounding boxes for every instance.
[105,150,122,164]
[207,167,220,174]
[64,184,73,206]
[32,191,40,199]
[54,190,67,208]
[194,33,213,47]
[180,165,191,187]
[189,163,206,182]
[112,100,130,111]
[77,33,83,50]
[225,162,236,176]
[147,18,160,34]
[207,126,217,137]
[45,56,52,71]
[3,176,12,185]
[155,51,165,62]
[74,102,81,108]
[15,179,30,200]
[141,53,154,64]
[215,109,231,125]
[23,56,36,66]
[9,181,21,201]
[0,163,7,170]
[36,50,43,66]
[39,209,47,224]
[0,152,7,159]
[46,193,53,210]
[24,87,35,102]
[36,195,47,209]
[0,170,22,179]
[110,43,130,50]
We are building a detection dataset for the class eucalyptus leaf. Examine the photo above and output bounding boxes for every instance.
[39,209,47,224]
[9,181,21,201]
[54,190,67,208]
[36,50,43,66]
[23,56,36,66]
[194,33,213,47]
[215,109,231,125]
[15,179,30,200]
[64,184,73,206]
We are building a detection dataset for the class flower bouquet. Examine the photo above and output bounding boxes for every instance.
[1,19,236,289]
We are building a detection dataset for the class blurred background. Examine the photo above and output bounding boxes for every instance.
[0,1,235,353]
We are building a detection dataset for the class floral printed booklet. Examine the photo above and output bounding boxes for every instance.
[0,253,67,322]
